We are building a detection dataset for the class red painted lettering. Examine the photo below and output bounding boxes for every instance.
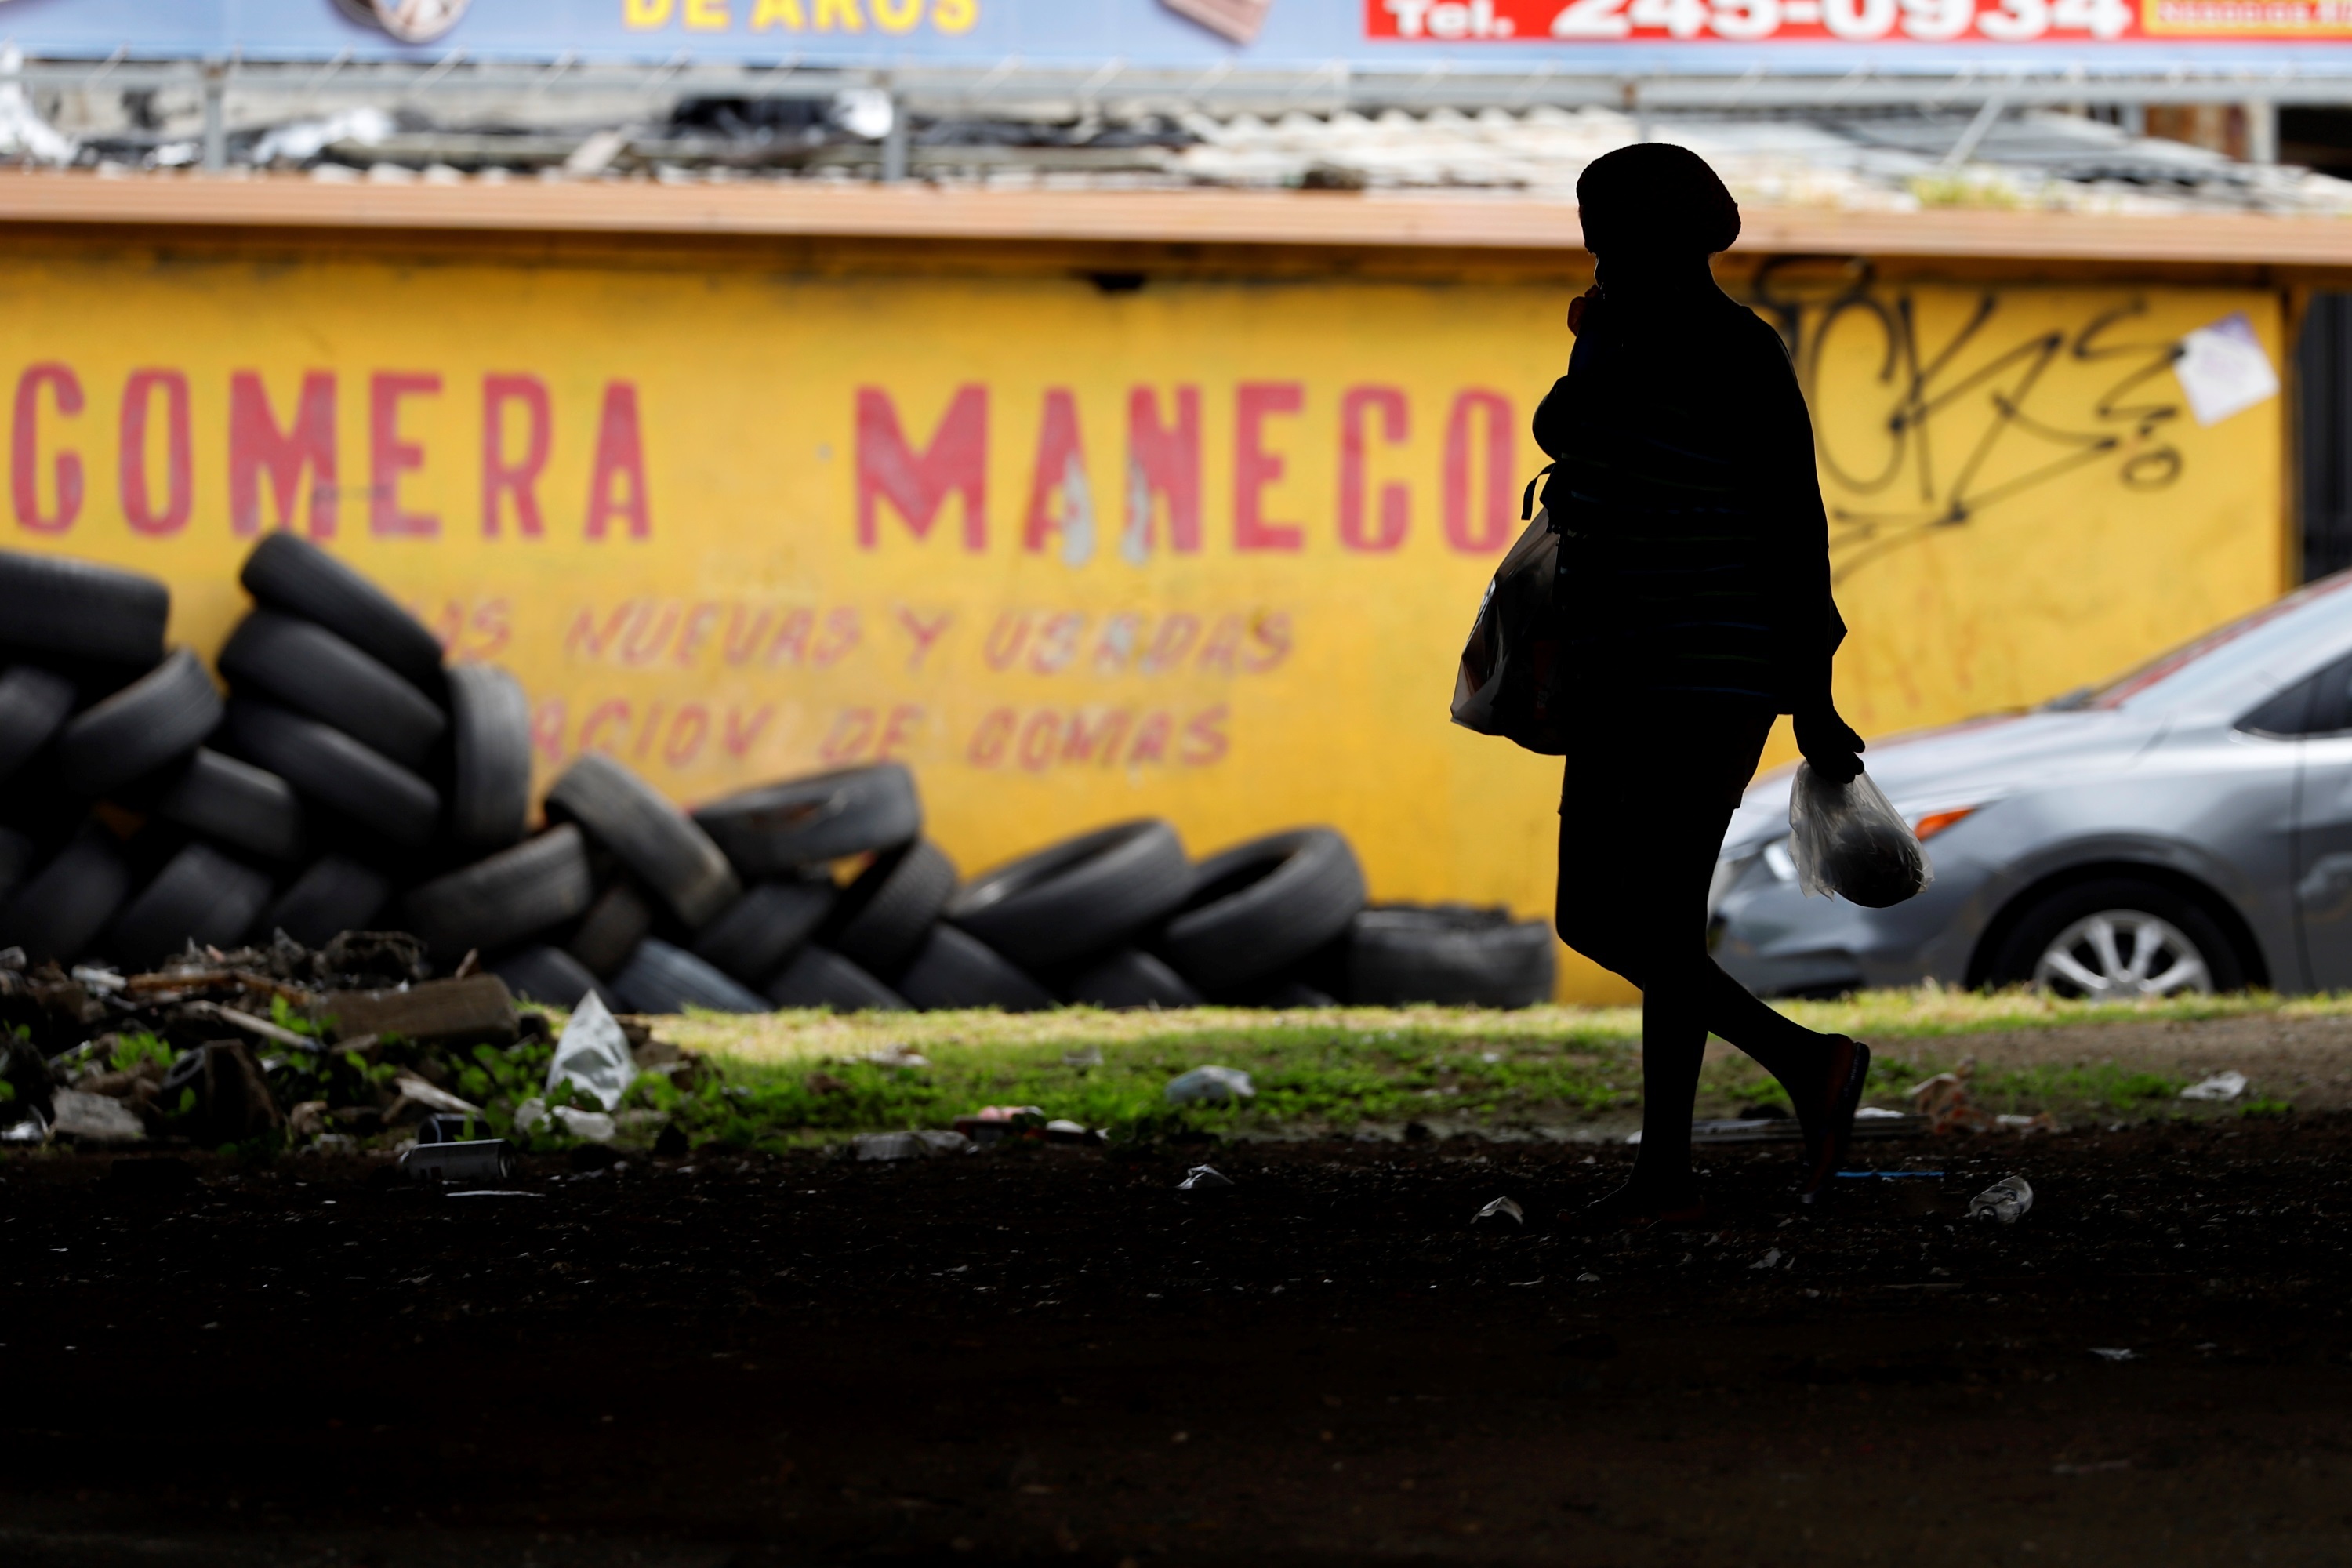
[675,601,722,666]
[1091,612,1143,674]
[1126,711,1171,767]
[664,704,709,766]
[1339,384,1409,551]
[565,602,635,661]
[369,372,441,537]
[1245,612,1294,673]
[118,368,191,537]
[1139,613,1200,673]
[983,610,1030,672]
[821,707,875,764]
[633,702,666,761]
[229,370,336,538]
[893,606,953,672]
[1125,385,1200,557]
[1234,382,1305,552]
[877,703,924,760]
[1022,387,1093,562]
[619,602,678,667]
[722,606,774,666]
[585,380,650,539]
[1029,612,1083,674]
[1444,388,1517,554]
[1181,705,1231,766]
[1196,615,1243,675]
[764,607,815,667]
[855,384,986,550]
[967,707,1014,768]
[723,705,773,759]
[1016,710,1061,772]
[10,363,82,535]
[481,373,551,539]
[532,697,568,765]
[813,608,861,667]
[1062,708,1131,766]
[579,699,630,755]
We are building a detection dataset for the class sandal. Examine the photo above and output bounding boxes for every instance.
[1559,1184,1708,1233]
[1798,1035,1872,1203]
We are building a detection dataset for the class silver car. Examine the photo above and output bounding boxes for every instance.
[1710,573,2352,999]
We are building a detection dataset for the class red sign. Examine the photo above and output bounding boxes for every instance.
[1365,0,2352,42]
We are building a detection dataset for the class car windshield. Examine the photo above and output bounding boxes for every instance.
[2059,572,2352,713]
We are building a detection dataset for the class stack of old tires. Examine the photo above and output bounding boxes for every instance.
[0,539,1556,1011]
[0,538,532,971]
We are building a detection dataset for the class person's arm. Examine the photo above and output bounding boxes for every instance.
[1757,334,1864,781]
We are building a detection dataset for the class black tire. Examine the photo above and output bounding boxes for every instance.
[763,945,909,1013]
[1229,978,1340,1010]
[238,533,445,695]
[143,748,305,864]
[691,878,837,986]
[691,763,921,877]
[945,819,1193,969]
[611,937,770,1014]
[255,854,391,948]
[0,826,136,963]
[106,843,276,971]
[1345,905,1556,1007]
[1062,947,1203,1010]
[895,924,1054,1012]
[1158,829,1367,993]
[829,838,957,977]
[0,666,76,786]
[217,609,447,771]
[445,663,532,854]
[54,649,223,797]
[0,826,33,905]
[220,696,441,850]
[567,880,655,978]
[1985,876,2246,996]
[401,824,595,960]
[491,944,617,1011]
[0,550,169,669]
[543,755,740,929]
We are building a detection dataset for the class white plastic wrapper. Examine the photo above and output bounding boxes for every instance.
[1787,761,1933,908]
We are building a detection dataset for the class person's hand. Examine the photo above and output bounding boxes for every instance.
[1795,701,1864,784]
[1566,285,1599,336]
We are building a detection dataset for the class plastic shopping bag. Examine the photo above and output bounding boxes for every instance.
[1450,508,1569,756]
[1787,761,1933,908]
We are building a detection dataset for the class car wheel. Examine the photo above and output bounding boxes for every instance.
[1988,877,2242,998]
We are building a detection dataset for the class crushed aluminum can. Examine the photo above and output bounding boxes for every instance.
[401,1138,517,1184]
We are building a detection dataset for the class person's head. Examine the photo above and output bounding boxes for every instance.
[1577,143,1740,261]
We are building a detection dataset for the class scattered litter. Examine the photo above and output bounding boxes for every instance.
[1855,1106,1906,1120]
[1062,1046,1105,1068]
[854,1044,931,1069]
[1576,1271,1601,1283]
[1043,1118,1101,1144]
[2089,1347,2139,1362]
[47,1089,145,1144]
[1969,1174,2034,1225]
[1177,1164,1232,1190]
[953,1105,1047,1145]
[2179,1071,2249,1102]
[389,1074,482,1119]
[554,1106,618,1142]
[446,1189,545,1199]
[1996,1112,2060,1133]
[1751,1248,1784,1270]
[851,1130,972,1162]
[1835,1170,1946,1179]
[1472,1196,1524,1226]
[1910,1062,1992,1133]
[1165,1065,1254,1105]
[401,1138,517,1184]
[546,992,637,1112]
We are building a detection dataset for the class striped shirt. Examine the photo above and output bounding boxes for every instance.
[1532,287,1845,712]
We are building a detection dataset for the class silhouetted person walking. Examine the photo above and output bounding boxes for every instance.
[1537,143,1871,1226]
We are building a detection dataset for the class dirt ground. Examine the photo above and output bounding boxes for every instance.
[7,1020,2352,1567]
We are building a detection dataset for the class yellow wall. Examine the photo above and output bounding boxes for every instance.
[0,241,2285,999]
